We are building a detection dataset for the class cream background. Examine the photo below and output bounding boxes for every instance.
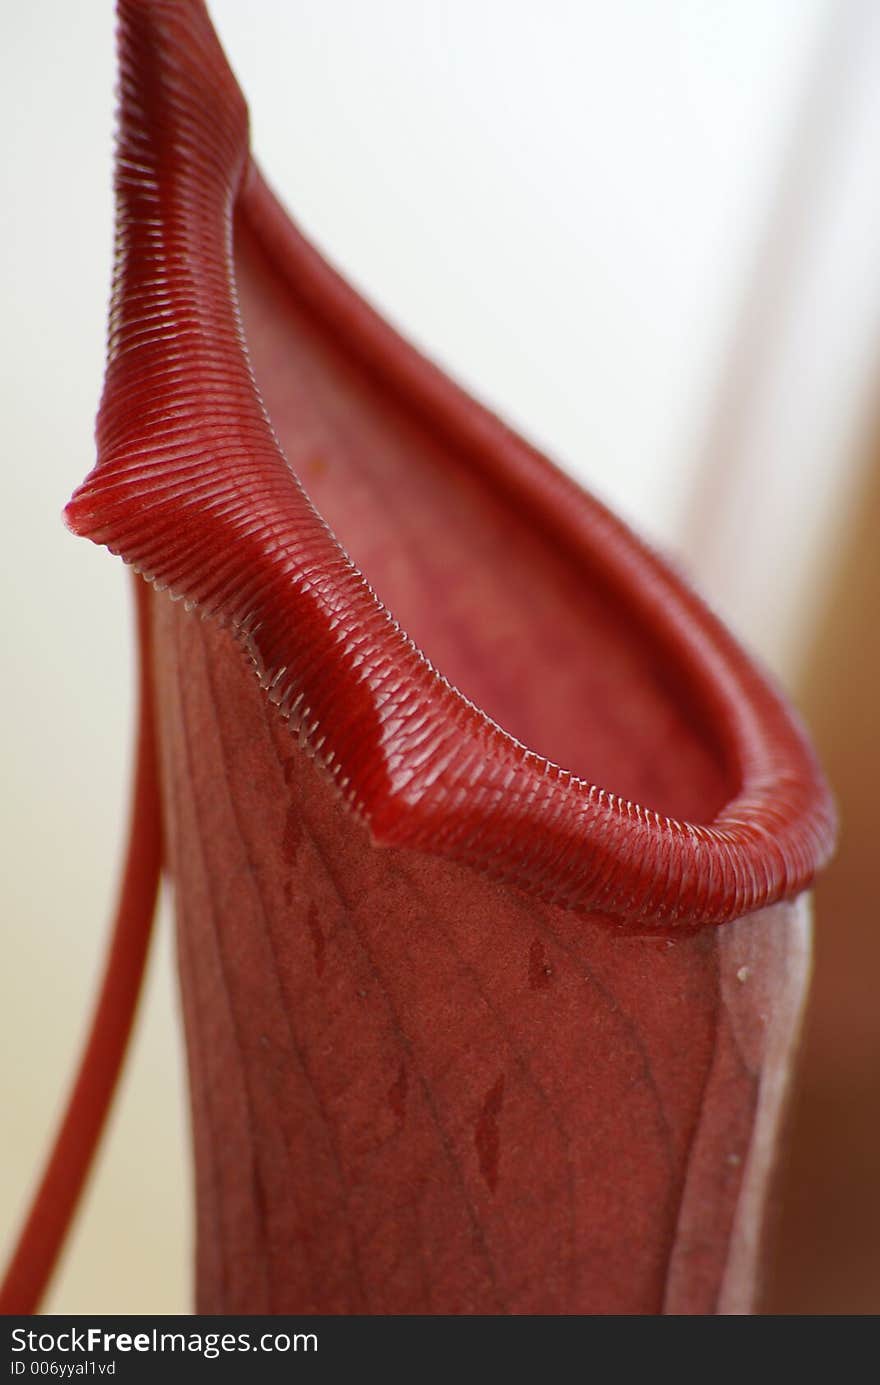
[2,0,879,1313]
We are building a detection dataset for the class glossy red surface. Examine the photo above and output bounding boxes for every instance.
[66,0,834,930]
[3,0,836,1315]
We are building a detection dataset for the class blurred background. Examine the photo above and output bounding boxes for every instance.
[1,0,878,1313]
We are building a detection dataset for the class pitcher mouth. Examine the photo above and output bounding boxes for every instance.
[65,0,835,929]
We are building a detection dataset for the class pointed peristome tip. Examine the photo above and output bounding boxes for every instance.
[63,491,87,538]
[58,0,836,933]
